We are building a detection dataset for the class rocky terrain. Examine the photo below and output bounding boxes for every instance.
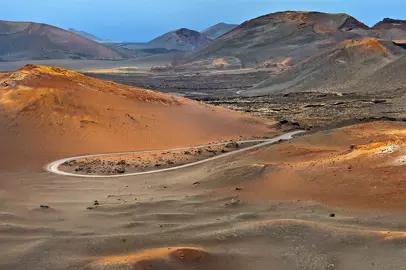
[84,69,271,97]
[204,91,406,128]
[59,141,256,176]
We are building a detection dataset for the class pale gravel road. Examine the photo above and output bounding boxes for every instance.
[46,130,305,178]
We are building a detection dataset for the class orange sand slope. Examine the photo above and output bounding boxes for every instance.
[84,247,208,270]
[227,121,406,210]
[0,65,276,171]
[340,38,390,54]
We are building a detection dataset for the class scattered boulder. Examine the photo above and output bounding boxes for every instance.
[75,166,84,172]
[329,213,336,218]
[117,160,127,166]
[350,144,356,150]
[114,167,126,174]
[225,142,239,149]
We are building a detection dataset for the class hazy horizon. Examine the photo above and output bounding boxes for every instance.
[3,0,406,42]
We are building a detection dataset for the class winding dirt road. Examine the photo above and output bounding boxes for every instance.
[46,130,305,178]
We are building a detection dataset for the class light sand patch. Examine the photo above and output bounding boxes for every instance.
[84,247,207,269]
[253,219,406,241]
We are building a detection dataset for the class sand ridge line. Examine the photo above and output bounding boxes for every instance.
[45,130,305,178]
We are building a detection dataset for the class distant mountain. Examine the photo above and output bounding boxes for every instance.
[181,11,368,68]
[68,28,109,42]
[345,17,406,41]
[0,20,123,61]
[201,23,237,39]
[147,28,212,51]
[373,18,406,31]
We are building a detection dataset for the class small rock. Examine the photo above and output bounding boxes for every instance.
[225,142,239,149]
[117,160,127,166]
[235,188,242,191]
[193,182,200,185]
[40,205,50,209]
[94,200,100,206]
[115,167,126,174]
[225,199,240,206]
[350,144,356,150]
[87,207,94,210]
[329,213,336,218]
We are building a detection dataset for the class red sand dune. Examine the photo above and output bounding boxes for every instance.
[219,121,406,210]
[0,65,276,171]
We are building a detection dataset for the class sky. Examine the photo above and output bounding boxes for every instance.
[2,0,406,42]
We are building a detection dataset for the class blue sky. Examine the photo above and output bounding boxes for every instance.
[2,0,406,42]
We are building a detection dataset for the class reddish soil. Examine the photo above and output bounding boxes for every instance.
[222,121,406,210]
[0,65,276,171]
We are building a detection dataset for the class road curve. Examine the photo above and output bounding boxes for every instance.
[46,130,305,178]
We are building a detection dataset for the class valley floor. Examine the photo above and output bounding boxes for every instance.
[2,121,406,269]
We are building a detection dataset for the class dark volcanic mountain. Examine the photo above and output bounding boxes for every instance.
[373,18,406,31]
[247,38,404,95]
[349,18,406,41]
[147,28,212,51]
[180,11,369,68]
[201,23,238,39]
[68,28,109,43]
[0,20,122,61]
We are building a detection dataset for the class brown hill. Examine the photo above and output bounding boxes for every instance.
[180,11,367,68]
[0,65,275,171]
[0,20,122,61]
[349,18,406,41]
[373,18,406,31]
[246,38,404,95]
[147,28,212,51]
